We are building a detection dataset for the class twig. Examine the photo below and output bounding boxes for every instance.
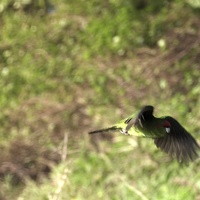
[119,177,149,200]
[50,132,69,200]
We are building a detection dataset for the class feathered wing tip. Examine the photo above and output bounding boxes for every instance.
[154,117,200,162]
[140,105,154,115]
[125,105,154,131]
[88,126,120,134]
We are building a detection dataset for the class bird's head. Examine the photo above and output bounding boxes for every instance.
[162,120,171,133]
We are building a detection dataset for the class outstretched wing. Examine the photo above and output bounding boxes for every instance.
[154,116,200,162]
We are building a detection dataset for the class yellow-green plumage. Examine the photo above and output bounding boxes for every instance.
[114,115,167,138]
[89,106,167,138]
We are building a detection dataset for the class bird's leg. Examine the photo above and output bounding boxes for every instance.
[120,128,130,136]
[138,118,143,127]
[141,114,145,121]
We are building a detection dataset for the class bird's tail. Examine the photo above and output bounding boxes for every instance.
[88,126,120,134]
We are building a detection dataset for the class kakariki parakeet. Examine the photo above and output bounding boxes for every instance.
[89,105,200,162]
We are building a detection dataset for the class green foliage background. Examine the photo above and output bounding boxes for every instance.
[0,0,200,199]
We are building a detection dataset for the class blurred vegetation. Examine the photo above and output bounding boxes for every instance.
[0,0,200,199]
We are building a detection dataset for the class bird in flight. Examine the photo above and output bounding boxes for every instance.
[89,105,199,162]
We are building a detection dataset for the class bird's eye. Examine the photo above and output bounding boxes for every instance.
[163,120,171,133]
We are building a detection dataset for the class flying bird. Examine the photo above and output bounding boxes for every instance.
[89,105,199,162]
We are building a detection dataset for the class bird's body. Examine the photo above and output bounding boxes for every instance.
[89,105,199,162]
